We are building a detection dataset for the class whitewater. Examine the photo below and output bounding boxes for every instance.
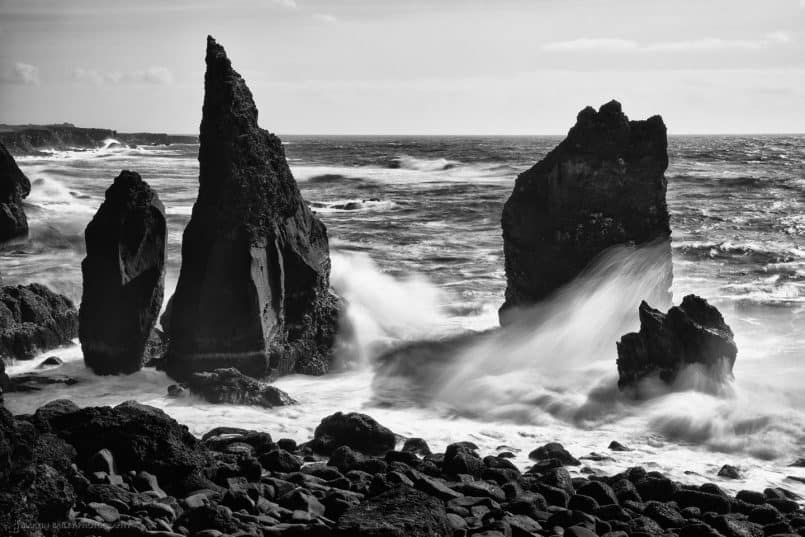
[1,135,803,497]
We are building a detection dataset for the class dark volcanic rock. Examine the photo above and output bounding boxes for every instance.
[617,294,737,389]
[166,36,339,380]
[500,100,671,322]
[0,141,31,242]
[310,411,396,455]
[0,358,8,398]
[185,367,296,407]
[333,486,451,537]
[80,170,166,375]
[0,283,79,360]
[48,400,210,495]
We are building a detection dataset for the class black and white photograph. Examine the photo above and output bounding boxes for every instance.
[0,0,803,535]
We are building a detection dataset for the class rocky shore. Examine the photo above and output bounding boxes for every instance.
[2,400,803,537]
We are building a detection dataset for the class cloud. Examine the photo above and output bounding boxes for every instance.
[72,66,173,85]
[312,13,337,23]
[273,0,297,7]
[543,32,794,53]
[0,62,40,85]
[542,38,638,52]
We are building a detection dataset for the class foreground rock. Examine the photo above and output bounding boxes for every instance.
[334,486,451,536]
[45,400,211,495]
[0,283,78,360]
[500,100,671,323]
[310,411,397,455]
[617,294,737,389]
[0,141,31,242]
[2,404,804,537]
[166,36,339,380]
[80,170,166,375]
[183,367,296,407]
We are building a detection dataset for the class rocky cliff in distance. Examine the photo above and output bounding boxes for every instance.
[0,124,197,155]
[0,142,31,242]
[165,36,339,380]
[500,100,671,324]
[80,171,166,375]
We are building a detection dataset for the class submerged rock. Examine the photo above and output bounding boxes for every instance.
[185,367,296,407]
[500,100,671,323]
[0,283,79,360]
[0,141,31,242]
[166,36,338,380]
[80,170,166,375]
[616,294,737,389]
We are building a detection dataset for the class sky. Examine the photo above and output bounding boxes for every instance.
[0,0,803,134]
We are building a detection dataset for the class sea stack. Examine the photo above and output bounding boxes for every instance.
[165,36,339,380]
[616,294,737,389]
[0,142,31,242]
[79,171,166,375]
[500,100,671,323]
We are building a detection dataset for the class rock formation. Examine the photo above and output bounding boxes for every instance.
[0,141,31,242]
[616,294,737,389]
[166,36,339,380]
[79,170,166,375]
[0,283,79,360]
[500,100,671,323]
[182,367,296,408]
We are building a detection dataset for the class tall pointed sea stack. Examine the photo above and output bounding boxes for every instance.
[500,100,671,324]
[0,142,31,242]
[166,37,339,380]
[80,171,166,375]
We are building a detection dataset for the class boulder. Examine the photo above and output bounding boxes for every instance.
[0,141,31,242]
[333,486,451,537]
[617,294,737,389]
[185,367,296,408]
[80,170,166,375]
[1,406,78,533]
[47,400,211,495]
[166,36,339,380]
[310,412,396,455]
[0,283,79,360]
[500,100,671,323]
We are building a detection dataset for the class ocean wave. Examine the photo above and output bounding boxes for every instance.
[26,177,97,214]
[308,198,399,213]
[388,154,458,171]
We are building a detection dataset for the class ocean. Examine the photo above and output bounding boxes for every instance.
[1,134,804,496]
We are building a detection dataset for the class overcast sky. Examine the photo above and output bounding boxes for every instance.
[0,0,802,134]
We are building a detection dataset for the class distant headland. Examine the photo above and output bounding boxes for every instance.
[0,123,198,155]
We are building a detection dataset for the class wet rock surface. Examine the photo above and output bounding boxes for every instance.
[500,100,671,323]
[0,283,79,361]
[617,294,737,390]
[80,170,166,375]
[2,404,803,537]
[183,367,296,408]
[166,36,339,381]
[0,141,31,242]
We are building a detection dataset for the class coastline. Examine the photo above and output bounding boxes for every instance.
[2,396,803,536]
